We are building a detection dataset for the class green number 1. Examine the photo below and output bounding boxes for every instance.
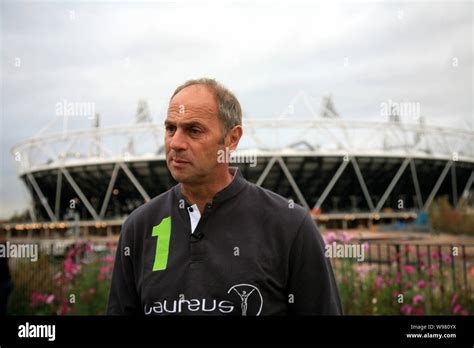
[152,216,171,271]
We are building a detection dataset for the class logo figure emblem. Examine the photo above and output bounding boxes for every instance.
[227,283,263,316]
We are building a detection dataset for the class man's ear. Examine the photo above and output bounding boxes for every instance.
[225,125,243,152]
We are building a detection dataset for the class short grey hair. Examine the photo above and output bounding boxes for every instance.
[170,78,242,142]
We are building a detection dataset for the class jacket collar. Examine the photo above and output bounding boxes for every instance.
[173,167,247,208]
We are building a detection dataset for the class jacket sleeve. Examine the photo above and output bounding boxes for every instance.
[106,220,141,315]
[287,213,343,315]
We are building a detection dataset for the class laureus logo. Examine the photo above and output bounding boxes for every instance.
[227,283,263,316]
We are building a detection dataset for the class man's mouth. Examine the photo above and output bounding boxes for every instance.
[170,157,191,168]
[172,158,190,164]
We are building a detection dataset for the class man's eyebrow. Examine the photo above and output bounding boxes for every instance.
[164,119,207,128]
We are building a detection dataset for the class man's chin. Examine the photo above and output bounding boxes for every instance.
[170,170,192,184]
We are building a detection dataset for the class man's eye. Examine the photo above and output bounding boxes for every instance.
[190,128,201,135]
[166,126,176,134]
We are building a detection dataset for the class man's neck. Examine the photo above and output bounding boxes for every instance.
[181,168,234,214]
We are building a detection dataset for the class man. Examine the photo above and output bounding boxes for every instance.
[107,78,342,315]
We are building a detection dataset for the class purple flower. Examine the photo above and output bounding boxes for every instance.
[85,241,93,254]
[417,280,426,289]
[339,231,352,243]
[102,256,114,264]
[45,294,55,305]
[375,276,384,289]
[404,265,416,275]
[362,242,369,253]
[401,304,413,315]
[443,254,453,264]
[453,304,462,314]
[412,294,424,305]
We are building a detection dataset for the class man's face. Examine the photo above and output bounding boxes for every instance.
[165,84,225,184]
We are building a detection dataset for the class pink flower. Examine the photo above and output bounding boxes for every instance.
[86,241,93,254]
[375,276,384,289]
[443,254,453,264]
[417,280,426,289]
[324,232,337,244]
[88,288,96,295]
[30,292,47,307]
[412,294,424,305]
[64,258,80,275]
[100,266,109,275]
[396,271,401,283]
[66,248,75,259]
[356,264,375,280]
[451,294,458,305]
[431,250,439,259]
[401,304,413,315]
[45,294,55,305]
[426,267,433,277]
[403,265,416,275]
[57,301,71,316]
[453,304,462,314]
[102,256,114,264]
[413,307,424,315]
[339,231,352,243]
[362,242,369,253]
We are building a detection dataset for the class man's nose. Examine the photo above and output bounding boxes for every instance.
[169,128,188,151]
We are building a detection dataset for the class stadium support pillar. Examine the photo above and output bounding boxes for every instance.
[256,157,277,187]
[55,169,62,220]
[375,158,411,213]
[119,162,151,202]
[350,157,374,211]
[409,159,423,209]
[276,157,310,210]
[100,163,120,219]
[60,168,100,221]
[423,160,453,211]
[26,173,57,222]
[458,171,473,208]
[314,158,349,210]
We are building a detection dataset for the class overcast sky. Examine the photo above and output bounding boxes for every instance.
[1,0,472,219]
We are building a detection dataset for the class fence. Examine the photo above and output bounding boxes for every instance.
[330,242,474,296]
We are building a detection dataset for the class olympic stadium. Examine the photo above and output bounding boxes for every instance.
[3,96,474,236]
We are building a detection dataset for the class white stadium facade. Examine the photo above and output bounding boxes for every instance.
[3,98,474,237]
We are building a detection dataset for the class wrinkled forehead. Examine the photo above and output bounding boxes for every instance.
[168,85,218,117]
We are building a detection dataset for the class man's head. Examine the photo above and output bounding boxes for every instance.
[165,78,243,185]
